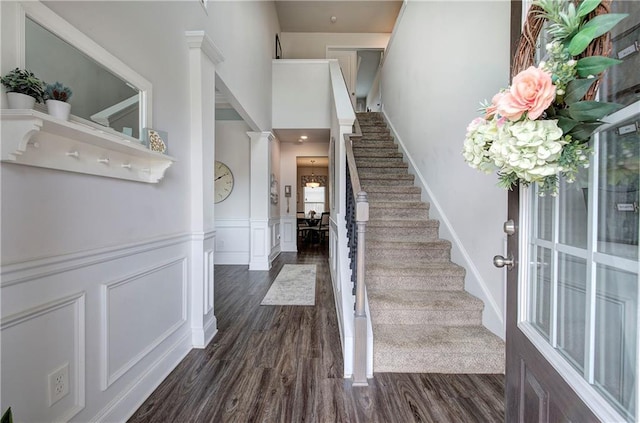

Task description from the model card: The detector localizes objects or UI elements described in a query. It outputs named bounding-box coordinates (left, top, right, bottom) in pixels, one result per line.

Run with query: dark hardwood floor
left=128, top=241, right=505, bottom=422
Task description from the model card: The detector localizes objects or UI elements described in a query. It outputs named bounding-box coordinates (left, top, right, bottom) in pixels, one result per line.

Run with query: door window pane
left=537, top=193, right=554, bottom=241
left=594, top=265, right=638, bottom=420
left=596, top=115, right=639, bottom=261
left=556, top=253, right=587, bottom=372
left=559, top=172, right=589, bottom=249
left=530, top=247, right=552, bottom=339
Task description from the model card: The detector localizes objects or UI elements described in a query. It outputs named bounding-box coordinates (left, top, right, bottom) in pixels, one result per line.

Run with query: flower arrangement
left=463, top=0, right=628, bottom=195
left=44, top=81, right=73, bottom=103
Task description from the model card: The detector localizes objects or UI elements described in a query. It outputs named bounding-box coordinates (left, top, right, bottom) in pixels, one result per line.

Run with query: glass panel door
left=523, top=105, right=639, bottom=421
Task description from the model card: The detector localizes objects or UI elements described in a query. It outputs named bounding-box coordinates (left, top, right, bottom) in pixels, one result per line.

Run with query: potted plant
left=0, top=68, right=45, bottom=109
left=44, top=81, right=73, bottom=120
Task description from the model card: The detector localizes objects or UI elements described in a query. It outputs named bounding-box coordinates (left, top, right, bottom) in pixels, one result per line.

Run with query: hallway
left=128, top=246, right=505, bottom=422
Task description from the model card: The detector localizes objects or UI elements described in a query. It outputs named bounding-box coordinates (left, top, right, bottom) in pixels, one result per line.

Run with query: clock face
left=214, top=161, right=234, bottom=203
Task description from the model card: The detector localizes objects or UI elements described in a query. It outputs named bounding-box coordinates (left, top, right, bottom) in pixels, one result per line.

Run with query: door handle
left=493, top=254, right=514, bottom=270
left=503, top=219, right=516, bottom=235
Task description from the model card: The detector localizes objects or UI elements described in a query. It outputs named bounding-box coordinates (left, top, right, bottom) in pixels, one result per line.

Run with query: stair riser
left=367, top=192, right=422, bottom=202
left=366, top=247, right=451, bottom=262
left=352, top=141, right=397, bottom=148
left=370, top=309, right=483, bottom=326
left=356, top=167, right=409, bottom=175
left=366, top=276, right=464, bottom=291
left=367, top=226, right=438, bottom=241
left=369, top=208, right=429, bottom=219
left=355, top=159, right=406, bottom=167
left=359, top=133, right=395, bottom=141
left=373, top=352, right=505, bottom=374
left=362, top=180, right=415, bottom=188
left=360, top=128, right=390, bottom=135
left=352, top=152, right=403, bottom=159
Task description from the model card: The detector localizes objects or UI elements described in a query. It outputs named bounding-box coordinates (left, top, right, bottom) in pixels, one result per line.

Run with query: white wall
left=380, top=1, right=510, bottom=338
left=1, top=1, right=280, bottom=421
left=215, top=121, right=251, bottom=264
left=272, top=60, right=331, bottom=129
left=280, top=32, right=390, bottom=59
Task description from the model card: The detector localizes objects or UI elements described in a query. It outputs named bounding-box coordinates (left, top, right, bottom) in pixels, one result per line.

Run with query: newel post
left=352, top=190, right=369, bottom=386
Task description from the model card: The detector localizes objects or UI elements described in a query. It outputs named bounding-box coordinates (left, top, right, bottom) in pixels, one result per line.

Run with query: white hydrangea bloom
left=462, top=117, right=498, bottom=173
left=488, top=119, right=566, bottom=183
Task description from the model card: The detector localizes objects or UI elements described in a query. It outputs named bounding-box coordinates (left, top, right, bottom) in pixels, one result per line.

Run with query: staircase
left=353, top=112, right=504, bottom=374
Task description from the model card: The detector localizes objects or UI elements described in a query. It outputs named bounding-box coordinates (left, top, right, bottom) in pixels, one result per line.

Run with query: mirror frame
left=14, top=1, right=152, bottom=136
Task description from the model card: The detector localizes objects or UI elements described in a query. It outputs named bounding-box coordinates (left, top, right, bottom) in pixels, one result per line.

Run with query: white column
left=248, top=131, right=273, bottom=271
left=186, top=31, right=224, bottom=348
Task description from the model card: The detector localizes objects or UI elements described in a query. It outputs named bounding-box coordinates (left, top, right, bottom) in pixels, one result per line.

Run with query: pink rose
left=497, top=66, right=556, bottom=121
left=485, top=92, right=505, bottom=119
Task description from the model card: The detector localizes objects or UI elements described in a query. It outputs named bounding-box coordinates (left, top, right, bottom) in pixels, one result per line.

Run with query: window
left=303, top=187, right=325, bottom=217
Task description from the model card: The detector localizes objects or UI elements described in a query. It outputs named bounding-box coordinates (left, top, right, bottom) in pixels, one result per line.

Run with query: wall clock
left=214, top=161, right=234, bottom=203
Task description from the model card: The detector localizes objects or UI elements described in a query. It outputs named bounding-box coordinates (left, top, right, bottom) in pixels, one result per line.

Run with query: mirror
left=18, top=2, right=152, bottom=141
left=25, top=18, right=140, bottom=138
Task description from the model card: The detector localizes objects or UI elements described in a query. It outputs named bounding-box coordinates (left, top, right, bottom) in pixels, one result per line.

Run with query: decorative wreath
left=512, top=0, right=612, bottom=97
left=462, top=0, right=628, bottom=195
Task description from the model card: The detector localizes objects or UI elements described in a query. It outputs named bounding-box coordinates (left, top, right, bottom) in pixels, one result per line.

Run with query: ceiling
left=275, top=1, right=402, bottom=33
left=273, top=128, right=330, bottom=144
left=297, top=156, right=329, bottom=167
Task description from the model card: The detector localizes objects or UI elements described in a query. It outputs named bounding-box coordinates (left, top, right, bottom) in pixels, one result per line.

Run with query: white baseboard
left=93, top=331, right=192, bottom=423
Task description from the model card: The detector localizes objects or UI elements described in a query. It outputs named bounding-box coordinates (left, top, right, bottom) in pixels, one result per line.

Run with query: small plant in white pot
left=0, top=68, right=45, bottom=109
left=44, top=81, right=72, bottom=120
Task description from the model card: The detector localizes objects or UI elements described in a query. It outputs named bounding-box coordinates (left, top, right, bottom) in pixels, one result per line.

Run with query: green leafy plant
left=44, top=81, right=73, bottom=103
left=1, top=407, right=13, bottom=423
left=0, top=68, right=45, bottom=103
left=463, top=0, right=628, bottom=195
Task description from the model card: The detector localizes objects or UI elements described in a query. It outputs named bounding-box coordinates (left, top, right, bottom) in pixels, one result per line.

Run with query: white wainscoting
left=100, top=257, right=187, bottom=390
left=1, top=292, right=86, bottom=423
left=0, top=233, right=194, bottom=423
left=269, top=217, right=281, bottom=263
left=215, top=219, right=250, bottom=265
left=249, top=219, right=270, bottom=270
left=280, top=215, right=297, bottom=252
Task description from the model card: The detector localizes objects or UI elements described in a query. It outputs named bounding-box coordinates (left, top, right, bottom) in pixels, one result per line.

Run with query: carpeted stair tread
left=353, top=141, right=397, bottom=149
left=368, top=290, right=484, bottom=311
left=367, top=261, right=465, bottom=276
left=360, top=127, right=390, bottom=134
left=368, top=219, right=437, bottom=228
left=360, top=173, right=414, bottom=181
left=373, top=325, right=505, bottom=374
left=355, top=158, right=407, bottom=167
left=368, top=290, right=484, bottom=326
left=369, top=201, right=430, bottom=210
left=352, top=150, right=403, bottom=159
left=367, top=239, right=451, bottom=249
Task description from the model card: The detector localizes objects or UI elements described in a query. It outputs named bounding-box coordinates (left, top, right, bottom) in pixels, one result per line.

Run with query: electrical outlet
left=48, top=362, right=70, bottom=406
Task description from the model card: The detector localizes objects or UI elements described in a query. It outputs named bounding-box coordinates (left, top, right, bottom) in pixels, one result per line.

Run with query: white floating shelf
left=1, top=109, right=175, bottom=183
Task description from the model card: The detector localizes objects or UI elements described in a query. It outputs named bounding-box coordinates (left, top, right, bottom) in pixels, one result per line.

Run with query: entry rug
left=260, top=264, right=316, bottom=306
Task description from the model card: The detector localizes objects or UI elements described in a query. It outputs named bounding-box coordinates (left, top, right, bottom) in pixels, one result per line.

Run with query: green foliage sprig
left=536, top=0, right=628, bottom=144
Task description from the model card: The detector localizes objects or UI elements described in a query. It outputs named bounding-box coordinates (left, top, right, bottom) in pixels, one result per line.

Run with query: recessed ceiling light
left=300, top=135, right=308, bottom=140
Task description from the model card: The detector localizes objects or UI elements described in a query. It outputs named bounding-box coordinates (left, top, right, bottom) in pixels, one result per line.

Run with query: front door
left=504, top=94, right=640, bottom=423
left=503, top=2, right=639, bottom=420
